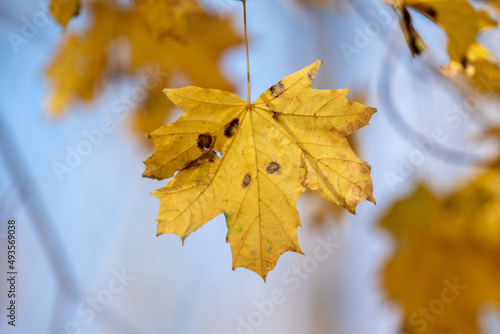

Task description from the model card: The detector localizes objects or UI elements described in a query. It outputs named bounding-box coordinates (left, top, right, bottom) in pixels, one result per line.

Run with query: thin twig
left=378, top=39, right=493, bottom=166
left=242, top=0, right=251, bottom=104
left=0, top=112, right=142, bottom=333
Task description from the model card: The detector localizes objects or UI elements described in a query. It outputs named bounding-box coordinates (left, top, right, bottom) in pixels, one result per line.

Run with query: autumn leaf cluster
left=374, top=1, right=500, bottom=332
left=386, top=0, right=500, bottom=94
left=46, top=0, right=240, bottom=137
left=381, top=169, right=500, bottom=334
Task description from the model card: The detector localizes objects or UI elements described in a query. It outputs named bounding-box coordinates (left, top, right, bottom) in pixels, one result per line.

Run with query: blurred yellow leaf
left=387, top=0, right=500, bottom=98
left=133, top=87, right=175, bottom=137
left=387, top=0, right=497, bottom=61
left=486, top=0, right=500, bottom=13
left=443, top=42, right=500, bottom=96
left=46, top=0, right=240, bottom=138
left=134, top=0, right=201, bottom=40
left=49, top=0, right=81, bottom=27
left=380, top=173, right=500, bottom=334
left=303, top=193, right=346, bottom=228
left=481, top=125, right=500, bottom=140
left=143, top=61, right=376, bottom=279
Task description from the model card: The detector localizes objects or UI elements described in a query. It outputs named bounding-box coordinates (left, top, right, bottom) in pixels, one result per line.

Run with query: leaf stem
left=242, top=0, right=251, bottom=104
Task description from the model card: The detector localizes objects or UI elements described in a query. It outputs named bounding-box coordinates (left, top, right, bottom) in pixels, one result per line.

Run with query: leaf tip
left=155, top=220, right=163, bottom=237
left=143, top=171, right=156, bottom=179
left=306, top=60, right=324, bottom=83
left=260, top=273, right=268, bottom=283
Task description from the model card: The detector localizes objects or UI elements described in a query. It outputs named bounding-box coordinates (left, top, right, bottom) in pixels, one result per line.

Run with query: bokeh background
left=1, top=0, right=500, bottom=333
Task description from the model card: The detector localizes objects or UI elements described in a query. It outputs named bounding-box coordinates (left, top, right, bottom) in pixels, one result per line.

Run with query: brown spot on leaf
left=308, top=68, right=318, bottom=81
left=209, top=150, right=219, bottom=162
left=224, top=118, right=240, bottom=138
left=197, top=133, right=213, bottom=150
left=182, top=150, right=217, bottom=170
left=272, top=111, right=279, bottom=121
left=242, top=172, right=252, bottom=188
left=270, top=81, right=285, bottom=97
left=266, top=162, right=281, bottom=174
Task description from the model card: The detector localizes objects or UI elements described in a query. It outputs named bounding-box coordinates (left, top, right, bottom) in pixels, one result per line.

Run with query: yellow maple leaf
left=49, top=0, right=81, bottom=27
left=143, top=61, right=376, bottom=279
left=134, top=0, right=201, bottom=40
left=380, top=174, right=500, bottom=333
left=387, top=0, right=497, bottom=61
left=46, top=0, right=240, bottom=138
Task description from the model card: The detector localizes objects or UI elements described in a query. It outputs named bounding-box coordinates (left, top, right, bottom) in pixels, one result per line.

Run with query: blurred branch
left=0, top=6, right=19, bottom=27
left=0, top=180, right=19, bottom=217
left=0, top=111, right=82, bottom=299
left=378, top=40, right=494, bottom=166
left=0, top=111, right=142, bottom=333
left=409, top=46, right=499, bottom=131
